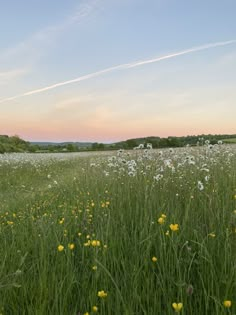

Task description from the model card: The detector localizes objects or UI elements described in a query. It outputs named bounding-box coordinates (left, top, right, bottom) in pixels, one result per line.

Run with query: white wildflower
left=197, top=181, right=204, bottom=191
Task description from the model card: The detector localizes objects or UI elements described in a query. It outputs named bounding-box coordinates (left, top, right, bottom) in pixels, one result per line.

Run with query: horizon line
left=18, top=131, right=236, bottom=143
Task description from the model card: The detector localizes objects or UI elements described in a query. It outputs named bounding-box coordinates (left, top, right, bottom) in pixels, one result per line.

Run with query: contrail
left=1, top=39, right=235, bottom=104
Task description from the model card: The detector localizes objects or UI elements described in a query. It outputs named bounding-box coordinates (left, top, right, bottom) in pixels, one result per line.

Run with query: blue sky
left=0, top=0, right=236, bottom=141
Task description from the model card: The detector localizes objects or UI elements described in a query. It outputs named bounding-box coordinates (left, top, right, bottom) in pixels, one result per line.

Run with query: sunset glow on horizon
left=1, top=0, right=236, bottom=142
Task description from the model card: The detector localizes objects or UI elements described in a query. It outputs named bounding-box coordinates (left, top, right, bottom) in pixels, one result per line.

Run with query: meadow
left=0, top=144, right=235, bottom=315
left=223, top=138, right=236, bottom=144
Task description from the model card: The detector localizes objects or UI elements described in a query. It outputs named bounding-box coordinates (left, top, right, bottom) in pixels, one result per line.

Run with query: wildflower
left=103, top=244, right=108, bottom=249
left=78, top=232, right=82, bottom=236
left=68, top=243, right=75, bottom=250
left=97, top=290, right=108, bottom=298
left=208, top=233, right=216, bottom=238
left=205, top=176, right=210, bottom=182
left=57, top=245, right=64, bottom=252
left=172, top=302, right=183, bottom=312
left=223, top=300, right=232, bottom=308
left=165, top=230, right=170, bottom=236
left=170, top=224, right=179, bottom=232
left=84, top=241, right=91, bottom=247
left=154, top=174, right=163, bottom=181
left=84, top=312, right=89, bottom=315
left=152, top=256, right=157, bottom=262
left=161, top=214, right=166, bottom=218
left=92, top=265, right=97, bottom=271
left=91, top=240, right=101, bottom=247
left=158, top=217, right=165, bottom=224
left=197, top=181, right=204, bottom=191
left=92, top=306, right=98, bottom=312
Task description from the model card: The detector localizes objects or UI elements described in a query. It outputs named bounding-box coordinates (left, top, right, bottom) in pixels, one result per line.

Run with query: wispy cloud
left=1, top=39, right=235, bottom=104
left=0, top=68, right=29, bottom=85
left=0, top=0, right=101, bottom=63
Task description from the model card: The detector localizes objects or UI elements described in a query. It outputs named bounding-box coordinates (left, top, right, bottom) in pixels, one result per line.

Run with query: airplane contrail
left=0, top=39, right=235, bottom=104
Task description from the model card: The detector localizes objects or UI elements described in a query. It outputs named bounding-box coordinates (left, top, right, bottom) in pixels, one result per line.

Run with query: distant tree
left=126, top=139, right=138, bottom=149
left=0, top=143, right=5, bottom=153
left=66, top=144, right=78, bottom=152
left=167, top=137, right=181, bottom=147
left=92, top=143, right=99, bottom=150
left=98, top=143, right=105, bottom=150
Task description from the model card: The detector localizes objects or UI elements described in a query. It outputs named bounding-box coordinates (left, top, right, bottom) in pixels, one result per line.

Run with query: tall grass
left=0, top=146, right=235, bottom=314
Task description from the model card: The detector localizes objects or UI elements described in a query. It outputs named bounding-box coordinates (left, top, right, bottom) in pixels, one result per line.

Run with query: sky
left=0, top=0, right=236, bottom=142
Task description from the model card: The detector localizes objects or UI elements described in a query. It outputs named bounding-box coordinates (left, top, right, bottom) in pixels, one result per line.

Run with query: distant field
left=0, top=145, right=235, bottom=314
left=222, top=138, right=236, bottom=143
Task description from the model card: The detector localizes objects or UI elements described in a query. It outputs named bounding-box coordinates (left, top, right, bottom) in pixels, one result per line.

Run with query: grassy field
left=222, top=138, right=236, bottom=144
left=0, top=145, right=235, bottom=315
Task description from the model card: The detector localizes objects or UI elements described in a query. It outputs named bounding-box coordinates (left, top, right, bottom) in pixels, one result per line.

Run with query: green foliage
left=222, top=138, right=236, bottom=144
left=0, top=135, right=32, bottom=153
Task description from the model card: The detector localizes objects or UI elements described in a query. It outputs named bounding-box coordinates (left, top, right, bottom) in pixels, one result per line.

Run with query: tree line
left=0, top=134, right=236, bottom=153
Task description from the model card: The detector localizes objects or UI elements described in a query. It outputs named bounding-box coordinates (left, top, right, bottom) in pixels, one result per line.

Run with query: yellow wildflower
left=97, top=290, right=108, bottom=298
left=172, top=302, right=183, bottom=312
left=152, top=256, right=157, bottom=262
left=158, top=217, right=165, bottom=224
left=91, top=240, right=101, bottom=247
left=84, top=240, right=91, bottom=247
left=223, top=300, right=232, bottom=308
left=170, top=224, right=179, bottom=232
left=68, top=243, right=75, bottom=250
left=57, top=245, right=64, bottom=252
left=161, top=214, right=166, bottom=218
left=84, top=312, right=89, bottom=315
left=92, top=306, right=98, bottom=312
left=208, top=233, right=216, bottom=238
